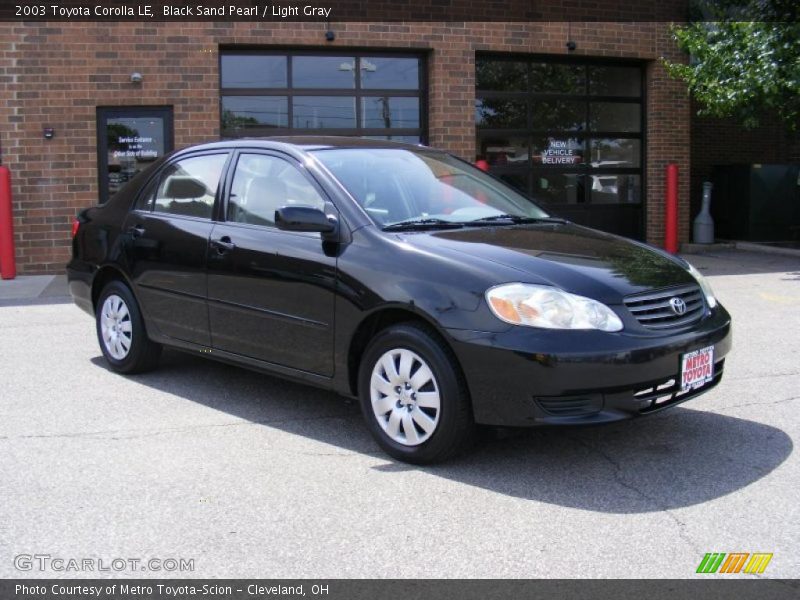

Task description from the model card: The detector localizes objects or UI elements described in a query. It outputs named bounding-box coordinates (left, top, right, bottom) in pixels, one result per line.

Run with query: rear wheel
left=96, top=280, right=161, bottom=374
left=358, top=322, right=475, bottom=464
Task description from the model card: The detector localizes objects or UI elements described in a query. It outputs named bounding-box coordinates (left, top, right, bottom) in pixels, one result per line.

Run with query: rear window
left=151, top=154, right=228, bottom=219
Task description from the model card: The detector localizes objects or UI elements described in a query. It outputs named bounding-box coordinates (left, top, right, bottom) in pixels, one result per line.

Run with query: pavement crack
left=0, top=429, right=120, bottom=441
left=722, top=395, right=800, bottom=411
left=724, top=371, right=800, bottom=381
left=0, top=413, right=358, bottom=442
left=568, top=434, right=702, bottom=555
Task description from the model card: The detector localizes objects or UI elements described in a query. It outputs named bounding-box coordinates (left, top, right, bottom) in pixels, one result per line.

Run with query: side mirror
left=275, top=206, right=337, bottom=234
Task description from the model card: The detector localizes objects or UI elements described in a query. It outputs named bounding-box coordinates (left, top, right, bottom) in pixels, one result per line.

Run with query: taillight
left=71, top=218, right=80, bottom=238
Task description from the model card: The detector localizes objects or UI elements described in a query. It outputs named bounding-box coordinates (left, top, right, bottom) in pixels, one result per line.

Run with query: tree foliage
left=664, top=1, right=799, bottom=129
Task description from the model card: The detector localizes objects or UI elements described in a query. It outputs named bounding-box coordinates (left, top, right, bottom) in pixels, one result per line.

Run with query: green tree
left=664, top=1, right=799, bottom=129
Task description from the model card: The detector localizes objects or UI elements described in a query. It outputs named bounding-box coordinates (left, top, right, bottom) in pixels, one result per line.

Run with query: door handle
left=126, top=225, right=145, bottom=238
left=210, top=236, right=236, bottom=253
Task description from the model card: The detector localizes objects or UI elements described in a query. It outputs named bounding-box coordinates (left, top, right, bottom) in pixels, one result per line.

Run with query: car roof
left=175, top=136, right=433, bottom=155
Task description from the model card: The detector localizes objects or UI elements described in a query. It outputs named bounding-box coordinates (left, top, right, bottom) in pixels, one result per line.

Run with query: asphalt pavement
left=0, top=249, right=798, bottom=578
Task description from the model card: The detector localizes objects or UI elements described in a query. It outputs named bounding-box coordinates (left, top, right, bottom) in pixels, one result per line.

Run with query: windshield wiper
left=467, top=214, right=569, bottom=225
left=382, top=218, right=465, bottom=231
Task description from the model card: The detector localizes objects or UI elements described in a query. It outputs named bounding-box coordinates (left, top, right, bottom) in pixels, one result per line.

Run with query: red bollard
left=0, top=165, right=16, bottom=279
left=664, top=163, right=679, bottom=254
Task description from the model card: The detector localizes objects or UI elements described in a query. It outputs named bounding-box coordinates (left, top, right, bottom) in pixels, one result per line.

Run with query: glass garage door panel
left=590, top=102, right=641, bottom=133
left=221, top=96, right=288, bottom=131
left=476, top=60, right=528, bottom=91
left=220, top=55, right=287, bottom=88
left=532, top=173, right=586, bottom=205
left=590, top=174, right=642, bottom=204
left=477, top=135, right=530, bottom=167
left=530, top=62, right=585, bottom=94
left=590, top=138, right=641, bottom=169
left=589, top=65, right=642, bottom=97
left=361, top=57, right=420, bottom=90
left=475, top=99, right=527, bottom=129
left=293, top=97, right=356, bottom=129
left=362, top=97, right=420, bottom=128
left=476, top=55, right=644, bottom=239
left=293, top=56, right=356, bottom=89
left=221, top=52, right=426, bottom=141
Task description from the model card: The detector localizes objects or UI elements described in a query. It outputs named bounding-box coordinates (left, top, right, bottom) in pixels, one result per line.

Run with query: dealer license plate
left=680, top=345, right=715, bottom=392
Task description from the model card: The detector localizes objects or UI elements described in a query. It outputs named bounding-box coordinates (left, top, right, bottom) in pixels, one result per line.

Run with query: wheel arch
left=346, top=305, right=467, bottom=399
left=91, top=264, right=138, bottom=313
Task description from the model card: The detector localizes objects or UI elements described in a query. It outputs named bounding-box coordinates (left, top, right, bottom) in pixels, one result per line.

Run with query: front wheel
left=358, top=322, right=475, bottom=464
left=96, top=280, right=161, bottom=374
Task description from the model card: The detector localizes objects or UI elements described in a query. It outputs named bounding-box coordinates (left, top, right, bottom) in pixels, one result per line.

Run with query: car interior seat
left=241, top=176, right=288, bottom=226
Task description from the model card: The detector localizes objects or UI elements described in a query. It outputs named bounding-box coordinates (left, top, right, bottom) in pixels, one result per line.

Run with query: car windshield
left=310, top=148, right=549, bottom=228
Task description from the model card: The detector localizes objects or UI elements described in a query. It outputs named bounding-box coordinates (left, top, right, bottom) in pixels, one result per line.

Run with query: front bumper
left=446, top=305, right=732, bottom=427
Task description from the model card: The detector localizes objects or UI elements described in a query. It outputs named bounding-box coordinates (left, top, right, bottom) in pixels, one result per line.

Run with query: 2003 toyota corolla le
left=68, top=138, right=731, bottom=463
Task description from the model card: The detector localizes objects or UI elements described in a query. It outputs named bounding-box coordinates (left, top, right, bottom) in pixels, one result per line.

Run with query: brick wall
left=2, top=20, right=692, bottom=274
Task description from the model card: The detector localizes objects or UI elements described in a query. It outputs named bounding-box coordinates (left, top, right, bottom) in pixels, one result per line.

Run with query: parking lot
left=1, top=248, right=798, bottom=578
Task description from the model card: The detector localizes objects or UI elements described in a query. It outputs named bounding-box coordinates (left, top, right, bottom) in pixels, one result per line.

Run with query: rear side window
left=227, top=153, right=326, bottom=227
left=152, top=154, right=228, bottom=219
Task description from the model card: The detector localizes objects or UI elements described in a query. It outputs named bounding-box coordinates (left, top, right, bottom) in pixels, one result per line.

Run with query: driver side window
left=228, top=154, right=326, bottom=226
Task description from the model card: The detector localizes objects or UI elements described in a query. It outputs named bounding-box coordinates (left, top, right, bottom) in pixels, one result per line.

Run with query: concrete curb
left=0, top=274, right=70, bottom=306
left=734, top=241, right=800, bottom=259
left=680, top=241, right=800, bottom=259
left=679, top=242, right=736, bottom=254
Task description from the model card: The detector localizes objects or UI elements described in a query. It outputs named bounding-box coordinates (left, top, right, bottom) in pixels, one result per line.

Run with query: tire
left=358, top=322, right=475, bottom=464
left=95, top=280, right=162, bottom=374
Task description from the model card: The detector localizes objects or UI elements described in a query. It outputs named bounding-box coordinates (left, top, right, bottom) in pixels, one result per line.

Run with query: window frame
left=219, top=49, right=428, bottom=143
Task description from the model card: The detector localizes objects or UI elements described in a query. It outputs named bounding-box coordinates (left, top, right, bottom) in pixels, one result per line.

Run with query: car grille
left=623, top=284, right=705, bottom=330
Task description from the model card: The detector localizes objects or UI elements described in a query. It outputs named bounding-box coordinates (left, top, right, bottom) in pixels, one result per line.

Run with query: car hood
left=402, top=222, right=696, bottom=302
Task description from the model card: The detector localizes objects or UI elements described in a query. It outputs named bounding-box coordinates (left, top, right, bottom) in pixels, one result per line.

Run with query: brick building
left=0, top=14, right=796, bottom=274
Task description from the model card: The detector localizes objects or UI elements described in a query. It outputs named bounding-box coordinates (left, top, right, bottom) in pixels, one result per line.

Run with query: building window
left=476, top=55, right=644, bottom=233
left=220, top=51, right=426, bottom=143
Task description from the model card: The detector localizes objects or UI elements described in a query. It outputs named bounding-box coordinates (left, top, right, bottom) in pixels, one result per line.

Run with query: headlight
left=686, top=262, right=717, bottom=308
left=486, top=283, right=623, bottom=332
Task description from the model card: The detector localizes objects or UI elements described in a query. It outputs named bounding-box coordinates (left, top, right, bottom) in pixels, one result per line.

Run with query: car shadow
left=90, top=349, right=792, bottom=515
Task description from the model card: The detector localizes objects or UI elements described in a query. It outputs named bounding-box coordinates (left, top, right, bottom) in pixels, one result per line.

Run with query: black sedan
left=68, top=138, right=731, bottom=463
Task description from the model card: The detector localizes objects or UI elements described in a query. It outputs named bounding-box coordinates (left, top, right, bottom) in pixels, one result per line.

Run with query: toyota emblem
left=669, top=297, right=687, bottom=315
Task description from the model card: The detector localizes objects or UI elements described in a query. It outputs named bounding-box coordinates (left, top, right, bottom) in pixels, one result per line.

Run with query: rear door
left=206, top=151, right=337, bottom=376
left=123, top=152, right=230, bottom=346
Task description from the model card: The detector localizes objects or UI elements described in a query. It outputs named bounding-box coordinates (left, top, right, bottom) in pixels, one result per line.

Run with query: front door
left=206, top=151, right=337, bottom=376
